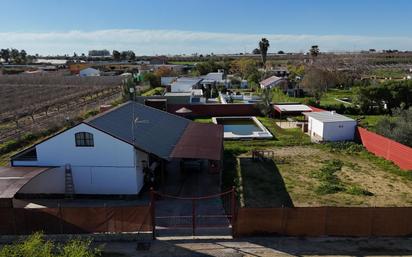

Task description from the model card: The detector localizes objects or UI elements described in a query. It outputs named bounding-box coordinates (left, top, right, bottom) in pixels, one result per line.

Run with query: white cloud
left=0, top=29, right=411, bottom=55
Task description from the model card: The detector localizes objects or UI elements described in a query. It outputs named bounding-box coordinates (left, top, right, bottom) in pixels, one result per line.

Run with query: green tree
left=258, top=88, right=274, bottom=117
left=0, top=48, right=10, bottom=63
left=301, top=67, right=337, bottom=101
left=10, top=48, right=20, bottom=63
left=376, top=107, right=412, bottom=147
left=112, top=50, right=121, bottom=61
left=143, top=72, right=160, bottom=87
left=122, top=77, right=136, bottom=101
left=252, top=48, right=261, bottom=54
left=19, top=50, right=27, bottom=64
left=259, top=38, right=270, bottom=65
left=309, top=45, right=320, bottom=58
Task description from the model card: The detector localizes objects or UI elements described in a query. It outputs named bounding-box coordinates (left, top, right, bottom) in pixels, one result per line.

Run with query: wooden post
left=150, top=188, right=156, bottom=239
left=192, top=199, right=196, bottom=237
left=58, top=202, right=63, bottom=234
left=231, top=186, right=237, bottom=238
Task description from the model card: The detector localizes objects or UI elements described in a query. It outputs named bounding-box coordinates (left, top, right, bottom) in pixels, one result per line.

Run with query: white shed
left=79, top=67, right=100, bottom=77
left=303, top=111, right=357, bottom=142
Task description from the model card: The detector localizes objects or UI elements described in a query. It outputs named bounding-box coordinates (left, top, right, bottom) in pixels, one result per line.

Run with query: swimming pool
left=212, top=116, right=273, bottom=139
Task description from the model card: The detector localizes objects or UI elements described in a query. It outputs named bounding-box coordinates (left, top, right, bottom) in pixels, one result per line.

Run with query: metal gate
left=150, top=188, right=236, bottom=238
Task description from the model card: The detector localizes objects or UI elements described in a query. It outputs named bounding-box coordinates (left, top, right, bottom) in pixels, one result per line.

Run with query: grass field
left=168, top=61, right=199, bottom=65
left=271, top=88, right=354, bottom=107
left=348, top=114, right=387, bottom=131
left=216, top=117, right=412, bottom=207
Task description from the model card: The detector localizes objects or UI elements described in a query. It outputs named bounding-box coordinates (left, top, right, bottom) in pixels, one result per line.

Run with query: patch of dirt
left=241, top=145, right=412, bottom=207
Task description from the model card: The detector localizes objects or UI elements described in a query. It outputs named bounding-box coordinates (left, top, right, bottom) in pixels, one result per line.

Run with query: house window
left=75, top=132, right=94, bottom=147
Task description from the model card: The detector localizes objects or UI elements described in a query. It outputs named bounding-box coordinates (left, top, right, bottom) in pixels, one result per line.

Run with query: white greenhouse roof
left=303, top=111, right=355, bottom=123
left=274, top=104, right=312, bottom=112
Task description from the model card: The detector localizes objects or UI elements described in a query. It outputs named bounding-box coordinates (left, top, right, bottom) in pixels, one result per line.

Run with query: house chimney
left=331, top=111, right=336, bottom=115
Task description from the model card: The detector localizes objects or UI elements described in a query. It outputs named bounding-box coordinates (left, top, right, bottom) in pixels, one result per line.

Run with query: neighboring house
left=164, top=89, right=206, bottom=104
left=303, top=111, right=357, bottom=142
left=11, top=102, right=223, bottom=196
left=259, top=75, right=286, bottom=89
left=170, top=77, right=203, bottom=92
left=161, top=76, right=177, bottom=86
left=79, top=67, right=100, bottom=77
left=203, top=71, right=225, bottom=82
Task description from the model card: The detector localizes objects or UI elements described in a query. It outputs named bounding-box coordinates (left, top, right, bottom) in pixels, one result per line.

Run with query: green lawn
left=370, top=68, right=407, bottom=78
left=348, top=114, right=387, bottom=131
left=271, top=88, right=354, bottom=107
left=141, top=87, right=164, bottom=96
left=168, top=61, right=199, bottom=65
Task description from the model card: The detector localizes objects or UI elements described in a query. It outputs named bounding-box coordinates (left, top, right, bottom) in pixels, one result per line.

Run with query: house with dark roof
left=10, top=102, right=223, bottom=197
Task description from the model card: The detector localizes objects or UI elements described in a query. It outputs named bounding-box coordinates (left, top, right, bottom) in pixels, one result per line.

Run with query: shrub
left=0, top=232, right=101, bottom=257
left=312, top=159, right=345, bottom=195
left=346, top=185, right=374, bottom=196
left=325, top=141, right=364, bottom=154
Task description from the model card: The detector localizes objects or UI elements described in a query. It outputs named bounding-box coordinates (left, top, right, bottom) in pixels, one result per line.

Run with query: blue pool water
left=216, top=118, right=262, bottom=135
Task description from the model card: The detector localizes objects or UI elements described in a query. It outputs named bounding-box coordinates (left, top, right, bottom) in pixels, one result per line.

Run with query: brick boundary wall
left=235, top=207, right=412, bottom=237
left=356, top=127, right=412, bottom=171
left=0, top=206, right=151, bottom=235
left=167, top=104, right=261, bottom=117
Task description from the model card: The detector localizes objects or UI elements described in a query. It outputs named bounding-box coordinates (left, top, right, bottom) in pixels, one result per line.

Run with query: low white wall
left=323, top=121, right=357, bottom=141
left=19, top=166, right=143, bottom=195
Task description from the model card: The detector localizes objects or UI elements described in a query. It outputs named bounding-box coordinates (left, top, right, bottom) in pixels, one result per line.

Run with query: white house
left=11, top=102, right=191, bottom=196
left=79, top=67, right=100, bottom=77
left=170, top=77, right=202, bottom=92
left=303, top=111, right=357, bottom=142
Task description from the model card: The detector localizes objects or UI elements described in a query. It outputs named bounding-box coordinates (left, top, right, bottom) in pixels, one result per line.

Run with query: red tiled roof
left=170, top=122, right=223, bottom=161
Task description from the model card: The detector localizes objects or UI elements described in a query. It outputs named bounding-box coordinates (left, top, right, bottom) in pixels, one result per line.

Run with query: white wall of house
left=308, top=117, right=356, bottom=141
left=13, top=123, right=148, bottom=195
left=322, top=121, right=356, bottom=141
left=308, top=117, right=324, bottom=139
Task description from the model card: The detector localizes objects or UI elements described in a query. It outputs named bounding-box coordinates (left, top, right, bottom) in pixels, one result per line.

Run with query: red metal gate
left=150, top=188, right=236, bottom=238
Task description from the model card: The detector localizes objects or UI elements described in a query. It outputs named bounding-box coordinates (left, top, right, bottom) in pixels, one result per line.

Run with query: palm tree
left=259, top=38, right=270, bottom=65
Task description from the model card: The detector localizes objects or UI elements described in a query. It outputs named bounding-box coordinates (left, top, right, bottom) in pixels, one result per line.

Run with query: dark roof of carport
left=0, top=166, right=51, bottom=208
left=170, top=122, right=224, bottom=161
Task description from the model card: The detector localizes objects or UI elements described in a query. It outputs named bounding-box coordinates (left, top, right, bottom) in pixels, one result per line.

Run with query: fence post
left=104, top=203, right=109, bottom=233
left=58, top=202, right=63, bottom=234
left=231, top=186, right=237, bottom=238
left=12, top=208, right=17, bottom=235
left=192, top=199, right=196, bottom=237
left=323, top=207, right=328, bottom=236
left=150, top=188, right=156, bottom=239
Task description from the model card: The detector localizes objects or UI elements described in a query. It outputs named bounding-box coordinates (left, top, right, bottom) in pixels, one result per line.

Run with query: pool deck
left=212, top=116, right=273, bottom=140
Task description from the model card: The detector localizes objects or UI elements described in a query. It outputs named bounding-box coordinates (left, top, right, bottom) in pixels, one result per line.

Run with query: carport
left=170, top=122, right=224, bottom=173
left=0, top=166, right=51, bottom=208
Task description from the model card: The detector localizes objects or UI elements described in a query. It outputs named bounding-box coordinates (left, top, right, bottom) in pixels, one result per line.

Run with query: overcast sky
left=1, top=0, right=411, bottom=55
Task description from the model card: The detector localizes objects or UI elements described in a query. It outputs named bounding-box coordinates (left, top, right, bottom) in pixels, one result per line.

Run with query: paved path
left=102, top=237, right=412, bottom=256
